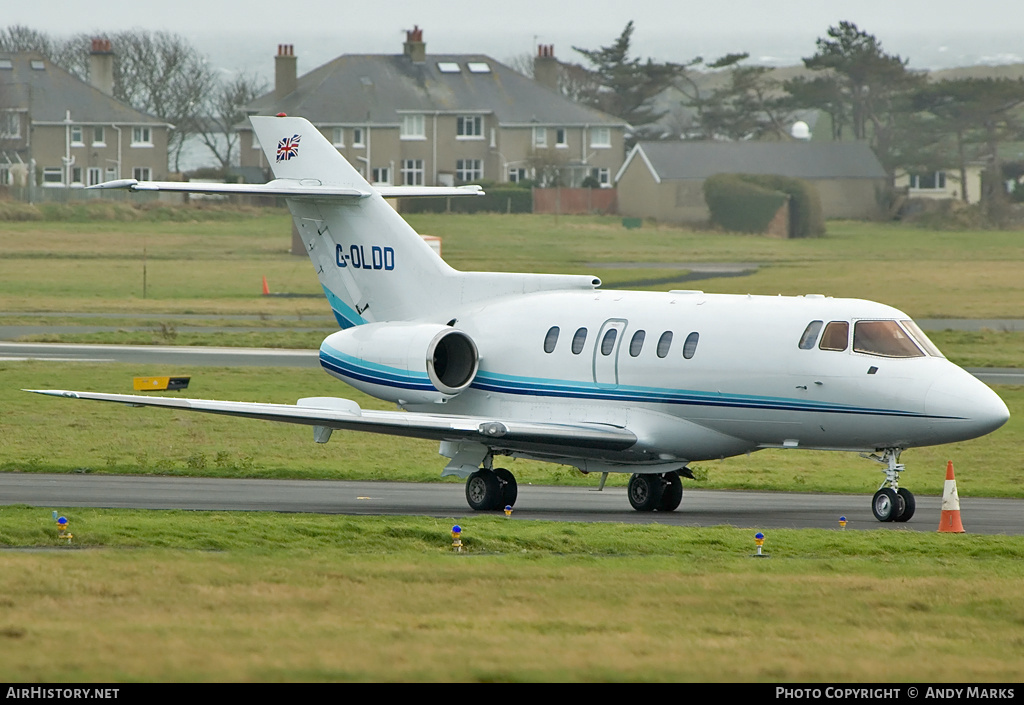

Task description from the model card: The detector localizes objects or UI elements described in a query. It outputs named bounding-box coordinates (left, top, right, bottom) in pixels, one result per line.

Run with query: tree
left=784, top=22, right=923, bottom=174
left=572, top=21, right=688, bottom=127
left=193, top=72, right=268, bottom=171
left=911, top=77, right=1024, bottom=205
left=680, top=54, right=796, bottom=141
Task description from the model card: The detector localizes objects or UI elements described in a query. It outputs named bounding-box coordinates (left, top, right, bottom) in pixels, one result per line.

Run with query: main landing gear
left=866, top=448, right=916, bottom=523
left=627, top=471, right=683, bottom=512
left=465, top=467, right=518, bottom=511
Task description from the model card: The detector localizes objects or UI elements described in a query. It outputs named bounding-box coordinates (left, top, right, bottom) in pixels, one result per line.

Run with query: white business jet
left=30, top=115, right=1009, bottom=522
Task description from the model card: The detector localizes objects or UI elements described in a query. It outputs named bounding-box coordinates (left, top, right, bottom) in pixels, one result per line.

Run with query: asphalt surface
left=2, top=473, right=1020, bottom=534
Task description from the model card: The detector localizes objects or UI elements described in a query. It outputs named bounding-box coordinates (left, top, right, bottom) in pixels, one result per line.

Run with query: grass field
left=3, top=211, right=1024, bottom=318
left=2, top=508, right=1024, bottom=682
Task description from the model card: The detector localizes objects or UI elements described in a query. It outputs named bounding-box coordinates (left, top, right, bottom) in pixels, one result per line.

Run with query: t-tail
left=250, top=115, right=601, bottom=327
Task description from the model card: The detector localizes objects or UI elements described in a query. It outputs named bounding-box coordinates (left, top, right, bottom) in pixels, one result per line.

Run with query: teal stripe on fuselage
left=470, top=370, right=952, bottom=420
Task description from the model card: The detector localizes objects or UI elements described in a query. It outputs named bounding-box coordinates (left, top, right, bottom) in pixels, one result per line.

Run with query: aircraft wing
left=89, top=179, right=483, bottom=199
left=25, top=390, right=637, bottom=452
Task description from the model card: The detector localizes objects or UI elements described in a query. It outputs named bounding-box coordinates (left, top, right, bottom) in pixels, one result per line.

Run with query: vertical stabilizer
left=250, top=115, right=455, bottom=326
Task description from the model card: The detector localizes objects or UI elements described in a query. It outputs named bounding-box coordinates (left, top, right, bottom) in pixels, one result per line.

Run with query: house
left=894, top=166, right=984, bottom=204
left=0, top=40, right=171, bottom=192
left=616, top=141, right=888, bottom=223
left=239, top=29, right=627, bottom=188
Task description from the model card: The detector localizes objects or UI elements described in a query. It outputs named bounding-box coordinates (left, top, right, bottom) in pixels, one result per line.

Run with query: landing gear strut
left=865, top=448, right=915, bottom=523
left=465, top=467, right=517, bottom=511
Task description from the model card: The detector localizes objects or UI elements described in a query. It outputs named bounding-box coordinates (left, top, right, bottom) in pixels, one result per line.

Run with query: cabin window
left=853, top=320, right=925, bottom=358
left=798, top=321, right=823, bottom=350
left=571, top=327, right=587, bottom=354
left=543, top=326, right=559, bottom=353
left=600, top=328, right=617, bottom=356
left=682, top=332, right=699, bottom=359
left=819, top=321, right=849, bottom=351
left=656, top=331, right=673, bottom=358
left=628, top=330, right=646, bottom=357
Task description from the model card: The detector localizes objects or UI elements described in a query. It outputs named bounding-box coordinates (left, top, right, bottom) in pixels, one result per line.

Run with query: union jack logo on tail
left=276, top=134, right=301, bottom=162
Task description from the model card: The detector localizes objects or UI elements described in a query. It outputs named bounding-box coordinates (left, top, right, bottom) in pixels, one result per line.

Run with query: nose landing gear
left=865, top=448, right=915, bottom=522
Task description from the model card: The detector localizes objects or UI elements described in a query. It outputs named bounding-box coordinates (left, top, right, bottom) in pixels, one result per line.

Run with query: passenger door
left=593, top=319, right=627, bottom=387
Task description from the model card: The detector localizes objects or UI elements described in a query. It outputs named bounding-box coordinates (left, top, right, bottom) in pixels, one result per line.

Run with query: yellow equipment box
left=133, top=376, right=191, bottom=391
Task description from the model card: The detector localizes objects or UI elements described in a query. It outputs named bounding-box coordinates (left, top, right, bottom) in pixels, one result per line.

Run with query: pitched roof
left=0, top=52, right=166, bottom=125
left=625, top=141, right=887, bottom=182
left=246, top=53, right=625, bottom=127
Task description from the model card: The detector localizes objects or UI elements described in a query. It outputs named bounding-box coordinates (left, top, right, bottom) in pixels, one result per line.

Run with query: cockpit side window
left=901, top=320, right=945, bottom=358
left=853, top=320, right=924, bottom=358
left=819, top=321, right=849, bottom=351
left=799, top=321, right=823, bottom=350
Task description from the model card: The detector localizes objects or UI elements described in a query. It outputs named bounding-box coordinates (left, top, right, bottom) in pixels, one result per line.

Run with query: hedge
left=398, top=188, right=532, bottom=214
left=703, top=173, right=825, bottom=237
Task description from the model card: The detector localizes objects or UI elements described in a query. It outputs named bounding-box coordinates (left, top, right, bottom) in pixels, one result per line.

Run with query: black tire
left=872, top=488, right=900, bottom=522
left=494, top=468, right=518, bottom=509
left=895, top=488, right=916, bottom=522
left=466, top=469, right=500, bottom=511
left=658, top=471, right=683, bottom=512
left=628, top=473, right=664, bottom=512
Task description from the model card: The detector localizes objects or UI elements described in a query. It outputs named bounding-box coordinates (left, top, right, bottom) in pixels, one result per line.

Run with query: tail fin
left=251, top=115, right=600, bottom=327
left=252, top=115, right=454, bottom=327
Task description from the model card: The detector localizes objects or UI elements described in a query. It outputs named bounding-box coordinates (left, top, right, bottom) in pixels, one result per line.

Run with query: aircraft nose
left=926, top=368, right=1010, bottom=441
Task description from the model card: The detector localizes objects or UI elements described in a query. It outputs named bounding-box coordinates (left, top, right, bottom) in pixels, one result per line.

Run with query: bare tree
left=195, top=71, right=268, bottom=171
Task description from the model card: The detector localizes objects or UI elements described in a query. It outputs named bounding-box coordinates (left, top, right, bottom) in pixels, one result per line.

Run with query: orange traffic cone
left=938, top=461, right=965, bottom=533
left=261, top=276, right=270, bottom=296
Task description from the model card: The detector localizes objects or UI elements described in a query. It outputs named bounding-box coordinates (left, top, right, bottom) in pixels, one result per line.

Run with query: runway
left=2, top=473, right=1021, bottom=535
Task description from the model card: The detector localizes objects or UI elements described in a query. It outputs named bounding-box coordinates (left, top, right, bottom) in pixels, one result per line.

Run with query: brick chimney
left=89, top=38, right=114, bottom=96
left=534, top=44, right=558, bottom=91
left=275, top=44, right=297, bottom=101
left=403, top=26, right=426, bottom=64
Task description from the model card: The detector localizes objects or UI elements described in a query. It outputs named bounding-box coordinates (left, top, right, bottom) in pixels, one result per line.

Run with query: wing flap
left=26, top=390, right=637, bottom=452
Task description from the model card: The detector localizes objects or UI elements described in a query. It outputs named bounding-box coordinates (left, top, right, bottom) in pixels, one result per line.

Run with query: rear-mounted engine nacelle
left=319, top=322, right=479, bottom=404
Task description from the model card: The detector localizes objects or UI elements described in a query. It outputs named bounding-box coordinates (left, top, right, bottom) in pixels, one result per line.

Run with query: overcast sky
left=7, top=0, right=1024, bottom=74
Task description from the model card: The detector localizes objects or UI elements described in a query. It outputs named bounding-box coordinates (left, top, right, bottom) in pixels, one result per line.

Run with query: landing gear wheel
left=628, top=474, right=664, bottom=512
left=872, top=488, right=900, bottom=522
left=494, top=468, right=518, bottom=508
left=895, top=488, right=916, bottom=522
left=466, top=469, right=500, bottom=511
left=658, top=471, right=683, bottom=512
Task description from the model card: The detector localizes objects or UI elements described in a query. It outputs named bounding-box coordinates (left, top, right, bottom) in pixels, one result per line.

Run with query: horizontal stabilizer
left=89, top=179, right=485, bottom=200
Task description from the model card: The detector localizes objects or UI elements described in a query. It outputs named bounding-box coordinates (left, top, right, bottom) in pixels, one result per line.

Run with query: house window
left=909, top=172, right=946, bottom=190
left=400, top=114, right=425, bottom=140
left=533, top=127, right=547, bottom=148
left=133, top=167, right=151, bottom=181
left=1, top=112, right=19, bottom=139
left=71, top=167, right=83, bottom=186
left=0, top=165, right=10, bottom=186
left=508, top=167, right=527, bottom=184
left=105, top=166, right=117, bottom=181
left=555, top=128, right=567, bottom=148
left=371, top=167, right=391, bottom=185
left=591, top=127, right=611, bottom=148
left=332, top=128, right=344, bottom=147
left=87, top=167, right=103, bottom=186
left=401, top=159, right=424, bottom=186
left=352, top=128, right=365, bottom=148
left=43, top=167, right=63, bottom=186
left=456, top=116, right=483, bottom=138
left=92, top=126, right=105, bottom=146
left=591, top=167, right=610, bottom=187
left=131, top=127, right=152, bottom=146
left=456, top=159, right=482, bottom=182
left=70, top=126, right=84, bottom=146
left=251, top=131, right=260, bottom=150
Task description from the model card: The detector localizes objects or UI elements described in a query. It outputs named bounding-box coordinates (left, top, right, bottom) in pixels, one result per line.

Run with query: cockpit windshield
left=852, top=320, right=942, bottom=358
